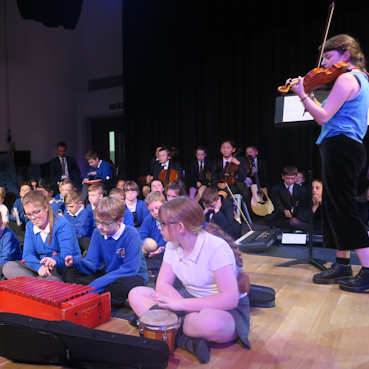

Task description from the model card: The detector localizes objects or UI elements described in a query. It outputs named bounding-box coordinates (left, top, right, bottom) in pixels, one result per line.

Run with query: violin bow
left=316, top=2, right=335, bottom=68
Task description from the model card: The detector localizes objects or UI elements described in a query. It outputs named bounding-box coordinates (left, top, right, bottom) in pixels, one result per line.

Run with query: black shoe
left=339, top=267, right=369, bottom=293
left=312, top=263, right=353, bottom=285
left=128, top=312, right=139, bottom=328
left=175, top=327, right=210, bottom=364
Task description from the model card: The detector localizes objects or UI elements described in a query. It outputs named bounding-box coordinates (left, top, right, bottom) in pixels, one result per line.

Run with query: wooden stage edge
left=1, top=253, right=368, bottom=369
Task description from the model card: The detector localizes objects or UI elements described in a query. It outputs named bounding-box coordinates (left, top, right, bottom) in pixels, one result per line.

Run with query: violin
left=277, top=61, right=350, bottom=94
left=220, top=160, right=238, bottom=186
left=158, top=168, right=179, bottom=188
left=277, top=2, right=344, bottom=95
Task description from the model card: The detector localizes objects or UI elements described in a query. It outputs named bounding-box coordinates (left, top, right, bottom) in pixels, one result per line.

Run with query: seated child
left=3, top=190, right=81, bottom=281
left=64, top=196, right=148, bottom=307
left=55, top=178, right=74, bottom=213
left=63, top=190, right=94, bottom=238
left=38, top=179, right=63, bottom=215
left=0, top=187, right=9, bottom=227
left=10, top=181, right=32, bottom=226
left=166, top=179, right=187, bottom=202
left=266, top=165, right=310, bottom=231
left=109, top=188, right=135, bottom=227
left=128, top=197, right=250, bottom=364
left=0, top=212, right=22, bottom=277
left=123, top=181, right=150, bottom=228
left=150, top=179, right=165, bottom=194
left=139, top=191, right=166, bottom=274
left=115, top=179, right=126, bottom=191
left=201, top=187, right=241, bottom=240
left=85, top=182, right=104, bottom=230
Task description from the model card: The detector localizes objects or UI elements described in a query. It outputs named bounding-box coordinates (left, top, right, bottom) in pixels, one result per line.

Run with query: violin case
left=0, top=312, right=169, bottom=369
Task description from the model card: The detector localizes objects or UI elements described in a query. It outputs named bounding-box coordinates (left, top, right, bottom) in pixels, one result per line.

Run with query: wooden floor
left=1, top=252, right=368, bottom=369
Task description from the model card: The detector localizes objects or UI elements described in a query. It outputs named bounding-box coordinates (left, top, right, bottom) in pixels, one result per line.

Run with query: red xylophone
left=0, top=277, right=111, bottom=328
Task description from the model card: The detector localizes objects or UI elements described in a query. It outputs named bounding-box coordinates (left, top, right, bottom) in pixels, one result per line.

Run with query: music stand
left=274, top=94, right=327, bottom=271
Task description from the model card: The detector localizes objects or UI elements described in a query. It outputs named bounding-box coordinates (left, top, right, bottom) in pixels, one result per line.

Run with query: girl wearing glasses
left=128, top=196, right=250, bottom=363
left=3, top=190, right=81, bottom=280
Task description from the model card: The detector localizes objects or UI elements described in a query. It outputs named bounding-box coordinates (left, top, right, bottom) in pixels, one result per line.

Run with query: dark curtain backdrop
left=122, top=0, right=369, bottom=185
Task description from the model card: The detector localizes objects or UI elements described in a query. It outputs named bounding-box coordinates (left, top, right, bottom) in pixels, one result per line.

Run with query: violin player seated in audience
left=244, top=145, right=269, bottom=189
left=128, top=197, right=250, bottom=364
left=201, top=187, right=241, bottom=240
left=3, top=190, right=81, bottom=281
left=211, top=139, right=250, bottom=205
left=265, top=165, right=310, bottom=231
left=64, top=196, right=148, bottom=307
left=139, top=191, right=167, bottom=276
left=188, top=145, right=213, bottom=201
left=153, top=146, right=182, bottom=187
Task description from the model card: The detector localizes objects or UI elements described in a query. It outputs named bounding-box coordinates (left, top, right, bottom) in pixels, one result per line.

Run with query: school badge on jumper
left=116, top=248, right=125, bottom=258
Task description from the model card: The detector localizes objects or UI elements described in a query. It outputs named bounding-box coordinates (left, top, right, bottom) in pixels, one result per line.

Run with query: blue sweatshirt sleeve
left=88, top=228, right=142, bottom=293
left=51, top=218, right=81, bottom=268
left=73, top=229, right=103, bottom=274
left=0, top=229, right=21, bottom=265
left=75, top=209, right=94, bottom=238
left=139, top=214, right=152, bottom=240
left=22, top=223, right=43, bottom=272
left=123, top=209, right=135, bottom=226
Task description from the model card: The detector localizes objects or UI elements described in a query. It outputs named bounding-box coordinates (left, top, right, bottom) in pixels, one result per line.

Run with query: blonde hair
left=123, top=180, right=139, bottom=192
left=0, top=187, right=6, bottom=201
left=95, top=196, right=125, bottom=222
left=88, top=182, right=104, bottom=194
left=145, top=191, right=166, bottom=206
left=158, top=196, right=204, bottom=235
left=64, top=190, right=82, bottom=205
left=22, top=190, right=55, bottom=245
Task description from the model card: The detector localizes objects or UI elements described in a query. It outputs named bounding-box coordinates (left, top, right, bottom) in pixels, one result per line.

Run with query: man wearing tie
left=49, top=142, right=81, bottom=190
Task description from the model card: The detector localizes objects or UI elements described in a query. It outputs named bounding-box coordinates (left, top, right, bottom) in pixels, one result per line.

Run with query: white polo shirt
left=163, top=230, right=236, bottom=298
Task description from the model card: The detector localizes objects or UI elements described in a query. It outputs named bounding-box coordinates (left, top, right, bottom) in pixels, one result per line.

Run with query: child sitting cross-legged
left=64, top=196, right=149, bottom=307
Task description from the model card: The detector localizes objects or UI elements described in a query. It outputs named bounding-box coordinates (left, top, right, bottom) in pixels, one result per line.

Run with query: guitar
left=248, top=157, right=274, bottom=216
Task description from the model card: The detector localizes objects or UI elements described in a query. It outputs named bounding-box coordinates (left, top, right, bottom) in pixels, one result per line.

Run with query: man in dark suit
left=265, top=165, right=311, bottom=231
left=49, top=142, right=81, bottom=190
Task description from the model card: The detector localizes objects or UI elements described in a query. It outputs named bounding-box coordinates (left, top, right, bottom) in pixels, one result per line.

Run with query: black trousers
left=64, top=267, right=145, bottom=307
left=319, top=135, right=369, bottom=250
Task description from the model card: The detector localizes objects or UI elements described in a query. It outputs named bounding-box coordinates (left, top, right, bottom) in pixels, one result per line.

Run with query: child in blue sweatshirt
left=109, top=188, right=134, bottom=227
left=123, top=181, right=149, bottom=228
left=139, top=191, right=166, bottom=275
left=64, top=196, right=148, bottom=307
left=10, top=181, right=32, bottom=226
left=63, top=190, right=94, bottom=238
left=0, top=212, right=22, bottom=277
left=3, top=190, right=81, bottom=281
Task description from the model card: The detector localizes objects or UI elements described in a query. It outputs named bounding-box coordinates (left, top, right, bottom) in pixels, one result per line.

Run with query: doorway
left=90, top=116, right=126, bottom=181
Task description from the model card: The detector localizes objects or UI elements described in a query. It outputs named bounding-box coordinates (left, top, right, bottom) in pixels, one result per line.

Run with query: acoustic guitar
left=248, top=158, right=274, bottom=216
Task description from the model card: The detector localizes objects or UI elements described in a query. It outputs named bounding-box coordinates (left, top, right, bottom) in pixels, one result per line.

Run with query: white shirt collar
left=33, top=223, right=50, bottom=242
left=223, top=157, right=232, bottom=166
left=67, top=205, right=84, bottom=217
left=104, top=222, right=126, bottom=240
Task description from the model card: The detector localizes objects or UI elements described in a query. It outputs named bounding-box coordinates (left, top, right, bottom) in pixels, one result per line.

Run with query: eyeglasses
left=125, top=189, right=137, bottom=193
left=25, top=209, right=43, bottom=218
left=95, top=218, right=117, bottom=227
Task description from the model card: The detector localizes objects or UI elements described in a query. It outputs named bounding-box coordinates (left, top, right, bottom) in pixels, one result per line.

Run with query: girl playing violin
left=128, top=197, right=250, bottom=363
left=288, top=34, right=369, bottom=293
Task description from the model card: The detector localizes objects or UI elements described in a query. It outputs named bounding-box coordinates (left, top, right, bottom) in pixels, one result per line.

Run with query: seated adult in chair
left=49, top=142, right=81, bottom=190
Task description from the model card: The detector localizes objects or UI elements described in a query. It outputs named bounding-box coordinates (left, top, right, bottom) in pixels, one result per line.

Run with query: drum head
left=140, top=310, right=178, bottom=326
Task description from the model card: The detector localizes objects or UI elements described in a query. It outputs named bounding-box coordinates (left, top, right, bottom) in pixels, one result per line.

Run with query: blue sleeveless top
left=316, top=70, right=369, bottom=145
